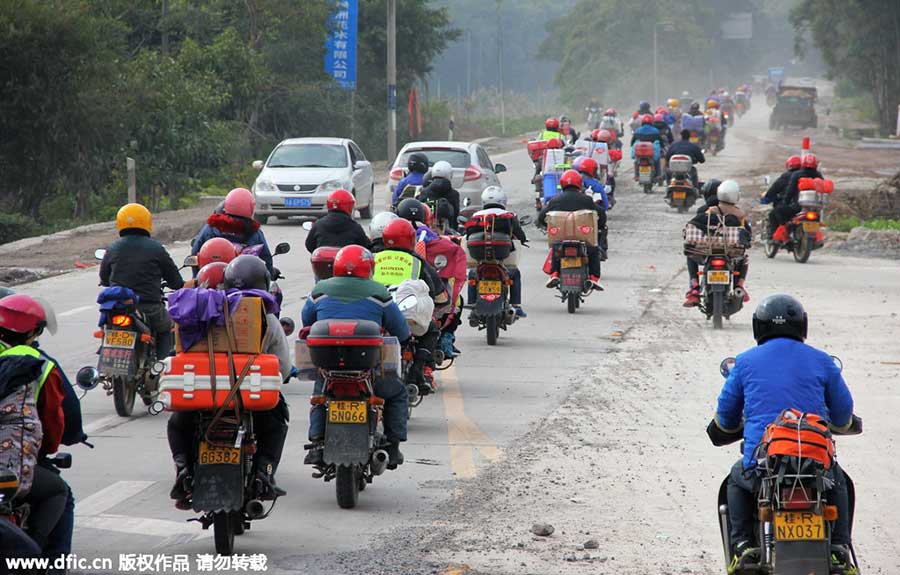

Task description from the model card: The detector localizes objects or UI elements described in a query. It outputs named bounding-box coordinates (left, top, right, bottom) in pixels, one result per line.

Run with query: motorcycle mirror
left=47, top=453, right=72, bottom=469
left=457, top=215, right=468, bottom=226
left=519, top=215, right=534, bottom=226
left=274, top=242, right=291, bottom=255
left=831, top=355, right=843, bottom=373
left=719, top=357, right=736, bottom=378
left=182, top=255, right=198, bottom=268
left=75, top=366, right=100, bottom=391
left=397, top=295, right=418, bottom=312
left=463, top=197, right=471, bottom=207
left=301, top=221, right=314, bottom=231
left=280, top=317, right=295, bottom=337
left=94, top=249, right=107, bottom=261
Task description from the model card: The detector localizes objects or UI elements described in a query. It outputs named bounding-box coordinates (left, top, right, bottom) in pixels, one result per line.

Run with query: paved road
left=15, top=99, right=898, bottom=574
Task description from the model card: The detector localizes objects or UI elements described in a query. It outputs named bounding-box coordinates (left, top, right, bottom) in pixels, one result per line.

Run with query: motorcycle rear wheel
left=567, top=294, right=577, bottom=314
left=336, top=465, right=360, bottom=509
left=113, top=376, right=135, bottom=417
left=213, top=511, right=234, bottom=555
left=486, top=315, right=499, bottom=346
left=642, top=183, right=653, bottom=194
left=712, top=292, right=724, bottom=330
left=793, top=232, right=811, bottom=263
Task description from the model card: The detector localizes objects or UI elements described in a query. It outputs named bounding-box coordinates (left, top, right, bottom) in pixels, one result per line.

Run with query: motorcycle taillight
left=564, top=247, right=578, bottom=257
left=479, top=266, right=502, bottom=279
left=326, top=376, right=369, bottom=398
left=111, top=314, right=133, bottom=327
left=781, top=486, right=815, bottom=510
left=709, top=258, right=727, bottom=269
left=804, top=211, right=819, bottom=221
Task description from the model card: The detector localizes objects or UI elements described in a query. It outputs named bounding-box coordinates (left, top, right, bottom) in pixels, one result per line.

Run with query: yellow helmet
left=667, top=98, right=679, bottom=108
left=706, top=99, right=719, bottom=109
left=116, top=203, right=152, bottom=233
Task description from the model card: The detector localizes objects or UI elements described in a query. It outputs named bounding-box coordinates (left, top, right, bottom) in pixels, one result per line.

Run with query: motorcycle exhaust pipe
left=733, top=287, right=746, bottom=302
left=246, top=499, right=266, bottom=519
left=370, top=449, right=389, bottom=476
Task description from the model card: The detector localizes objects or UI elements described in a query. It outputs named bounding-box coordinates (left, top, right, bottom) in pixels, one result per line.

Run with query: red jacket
left=37, top=367, right=66, bottom=456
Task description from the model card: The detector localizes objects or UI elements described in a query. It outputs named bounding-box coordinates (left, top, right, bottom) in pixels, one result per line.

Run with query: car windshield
left=267, top=144, right=347, bottom=168
left=401, top=148, right=470, bottom=169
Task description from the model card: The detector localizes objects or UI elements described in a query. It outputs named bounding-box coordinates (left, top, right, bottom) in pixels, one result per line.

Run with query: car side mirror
left=353, top=160, right=370, bottom=171
left=252, top=160, right=264, bottom=170
left=301, top=221, right=314, bottom=231
left=494, top=163, right=507, bottom=174
left=94, top=249, right=106, bottom=261
left=274, top=242, right=291, bottom=255
left=719, top=357, right=736, bottom=378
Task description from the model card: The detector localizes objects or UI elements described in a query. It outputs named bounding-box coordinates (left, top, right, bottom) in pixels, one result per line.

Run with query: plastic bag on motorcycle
left=392, top=280, right=434, bottom=337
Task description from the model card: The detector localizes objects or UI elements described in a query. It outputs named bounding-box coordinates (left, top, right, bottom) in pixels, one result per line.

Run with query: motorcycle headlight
left=255, top=179, right=278, bottom=192
left=318, top=179, right=346, bottom=193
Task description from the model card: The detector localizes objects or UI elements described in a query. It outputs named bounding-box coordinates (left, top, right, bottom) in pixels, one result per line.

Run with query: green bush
left=827, top=215, right=900, bottom=232
left=827, top=215, right=859, bottom=232
left=0, top=213, right=42, bottom=245
left=863, top=218, right=900, bottom=231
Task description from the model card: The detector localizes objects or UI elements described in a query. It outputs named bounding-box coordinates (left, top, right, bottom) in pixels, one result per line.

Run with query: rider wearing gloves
left=100, top=203, right=185, bottom=359
left=392, top=152, right=429, bottom=206
left=191, top=188, right=274, bottom=274
left=666, top=129, right=706, bottom=189
left=770, top=154, right=823, bottom=235
left=709, top=294, right=855, bottom=574
left=302, top=245, right=410, bottom=468
left=684, top=180, right=751, bottom=307
left=167, top=256, right=292, bottom=508
left=575, top=158, right=610, bottom=256
left=304, top=189, right=371, bottom=253
left=418, top=160, right=461, bottom=230
left=538, top=170, right=605, bottom=292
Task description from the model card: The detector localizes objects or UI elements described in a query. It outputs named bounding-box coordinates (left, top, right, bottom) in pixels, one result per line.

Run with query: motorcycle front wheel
left=113, top=376, right=136, bottom=417
left=336, top=465, right=360, bottom=509
left=213, top=511, right=235, bottom=555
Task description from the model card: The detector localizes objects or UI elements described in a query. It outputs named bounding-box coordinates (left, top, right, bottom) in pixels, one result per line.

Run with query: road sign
left=721, top=12, right=753, bottom=40
left=324, top=0, right=358, bottom=90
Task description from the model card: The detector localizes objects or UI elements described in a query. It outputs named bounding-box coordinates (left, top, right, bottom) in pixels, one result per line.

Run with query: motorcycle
left=633, top=141, right=657, bottom=194
left=302, top=320, right=396, bottom=509
left=665, top=155, right=698, bottom=213
left=710, top=356, right=863, bottom=575
left=684, top=226, right=749, bottom=329
left=185, top=242, right=291, bottom=308
left=585, top=106, right=602, bottom=130
left=765, top=183, right=830, bottom=263
left=706, top=116, right=723, bottom=156
left=552, top=240, right=594, bottom=314
left=390, top=281, right=436, bottom=417
left=526, top=138, right=564, bottom=212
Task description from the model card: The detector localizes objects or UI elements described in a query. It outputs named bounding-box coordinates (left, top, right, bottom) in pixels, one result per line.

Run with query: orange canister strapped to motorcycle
left=757, top=409, right=835, bottom=469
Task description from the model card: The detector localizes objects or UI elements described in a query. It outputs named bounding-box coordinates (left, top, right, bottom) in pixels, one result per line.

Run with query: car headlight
left=319, top=179, right=346, bottom=193
left=255, top=179, right=278, bottom=192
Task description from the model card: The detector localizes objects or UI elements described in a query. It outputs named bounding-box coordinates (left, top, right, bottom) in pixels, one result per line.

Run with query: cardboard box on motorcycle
left=545, top=210, right=599, bottom=247
left=174, top=296, right=265, bottom=355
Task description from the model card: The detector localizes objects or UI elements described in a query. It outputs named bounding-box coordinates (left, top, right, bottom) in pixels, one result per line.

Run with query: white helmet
left=717, top=180, right=741, bottom=205
left=481, top=186, right=507, bottom=208
left=431, top=160, right=453, bottom=181
left=369, top=211, right=400, bottom=240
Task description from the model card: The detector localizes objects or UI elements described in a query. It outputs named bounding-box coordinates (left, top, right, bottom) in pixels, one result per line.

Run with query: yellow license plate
left=198, top=442, right=241, bottom=466
left=774, top=512, right=825, bottom=541
left=639, top=166, right=651, bottom=173
left=690, top=136, right=699, bottom=144
left=673, top=191, right=687, bottom=200
left=802, top=221, right=820, bottom=233
left=104, top=330, right=136, bottom=349
left=561, top=257, right=582, bottom=269
left=707, top=270, right=730, bottom=284
left=328, top=401, right=368, bottom=424
left=478, top=280, right=502, bottom=295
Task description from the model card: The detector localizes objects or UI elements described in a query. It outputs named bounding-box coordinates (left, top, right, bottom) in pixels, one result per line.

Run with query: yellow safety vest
left=373, top=250, right=421, bottom=287
left=0, top=344, right=54, bottom=400
left=539, top=130, right=561, bottom=141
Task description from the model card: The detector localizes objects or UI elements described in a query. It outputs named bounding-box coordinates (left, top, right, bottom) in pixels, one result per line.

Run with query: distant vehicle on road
left=769, top=86, right=818, bottom=130
left=388, top=141, right=507, bottom=208
left=251, top=137, right=374, bottom=223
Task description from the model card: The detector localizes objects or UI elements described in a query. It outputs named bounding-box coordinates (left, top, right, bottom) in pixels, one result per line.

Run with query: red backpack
left=759, top=409, right=835, bottom=469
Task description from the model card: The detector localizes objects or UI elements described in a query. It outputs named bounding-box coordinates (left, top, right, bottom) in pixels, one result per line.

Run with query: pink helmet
left=224, top=188, right=255, bottom=219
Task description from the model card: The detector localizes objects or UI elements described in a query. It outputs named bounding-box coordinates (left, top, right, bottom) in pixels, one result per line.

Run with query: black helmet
left=397, top=198, right=427, bottom=225
left=752, top=293, right=808, bottom=344
left=214, top=200, right=226, bottom=215
left=689, top=102, right=701, bottom=113
left=701, top=178, right=722, bottom=201
left=406, top=153, right=428, bottom=174
left=223, top=255, right=270, bottom=291
left=0, top=286, right=15, bottom=299
left=639, top=100, right=651, bottom=113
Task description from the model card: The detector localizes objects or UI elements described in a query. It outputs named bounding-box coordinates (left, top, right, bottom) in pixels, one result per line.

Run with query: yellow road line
left=439, top=365, right=501, bottom=479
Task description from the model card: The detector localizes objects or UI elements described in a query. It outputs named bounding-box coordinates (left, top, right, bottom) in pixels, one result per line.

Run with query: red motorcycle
left=766, top=179, right=833, bottom=263
left=633, top=142, right=656, bottom=194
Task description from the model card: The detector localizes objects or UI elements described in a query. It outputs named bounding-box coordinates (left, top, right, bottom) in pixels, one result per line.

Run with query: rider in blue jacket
left=630, top=115, right=663, bottom=178
left=300, top=245, right=411, bottom=469
left=575, top=158, right=610, bottom=256
left=712, top=294, right=855, bottom=573
left=392, top=152, right=429, bottom=207
left=191, top=188, right=273, bottom=274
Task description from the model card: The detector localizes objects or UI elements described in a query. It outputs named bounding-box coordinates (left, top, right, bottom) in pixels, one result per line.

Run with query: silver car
left=252, top=137, right=375, bottom=222
left=388, top=141, right=507, bottom=207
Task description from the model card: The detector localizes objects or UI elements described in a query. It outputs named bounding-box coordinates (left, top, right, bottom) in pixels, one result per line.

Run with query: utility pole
left=653, top=22, right=659, bottom=106
left=387, top=0, right=397, bottom=161
left=496, top=0, right=506, bottom=135
left=466, top=30, right=472, bottom=98
left=161, top=0, right=169, bottom=57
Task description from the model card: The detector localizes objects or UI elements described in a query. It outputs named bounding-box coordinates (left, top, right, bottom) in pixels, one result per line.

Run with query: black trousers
left=24, top=465, right=68, bottom=549
left=137, top=302, right=174, bottom=359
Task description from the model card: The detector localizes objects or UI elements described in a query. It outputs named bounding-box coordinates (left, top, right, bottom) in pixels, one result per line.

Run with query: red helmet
left=801, top=153, right=818, bottom=169
left=197, top=261, right=228, bottom=289
left=198, top=237, right=238, bottom=268
left=333, top=245, right=375, bottom=279
left=327, top=189, right=355, bottom=215
left=421, top=203, right=434, bottom=228
left=224, top=187, right=255, bottom=219
left=0, top=294, right=47, bottom=335
left=641, top=114, right=653, bottom=125
left=605, top=108, right=616, bottom=116
left=655, top=107, right=667, bottom=115
left=382, top=218, right=416, bottom=251
left=596, top=129, right=612, bottom=143
left=545, top=117, right=560, bottom=130
left=631, top=111, right=639, bottom=119
left=579, top=158, right=599, bottom=178
left=559, top=169, right=583, bottom=190
left=786, top=155, right=802, bottom=170
left=653, top=113, right=664, bottom=123
left=590, top=128, right=601, bottom=141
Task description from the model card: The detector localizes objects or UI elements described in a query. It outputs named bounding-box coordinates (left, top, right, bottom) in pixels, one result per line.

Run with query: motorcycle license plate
left=774, top=512, right=825, bottom=541
left=561, top=257, right=582, bottom=269
left=104, top=330, right=136, bottom=349
left=672, top=191, right=687, bottom=200
left=707, top=270, right=730, bottom=285
left=198, top=442, right=241, bottom=466
left=478, top=280, right=502, bottom=295
left=802, top=221, right=820, bottom=233
left=639, top=166, right=651, bottom=174
left=690, top=136, right=699, bottom=144
left=328, top=401, right=368, bottom=424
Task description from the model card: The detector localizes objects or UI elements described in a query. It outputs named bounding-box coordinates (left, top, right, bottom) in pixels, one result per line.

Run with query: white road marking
left=75, top=480, right=155, bottom=517
left=76, top=514, right=211, bottom=540
left=82, top=414, right=124, bottom=434
left=58, top=304, right=94, bottom=317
